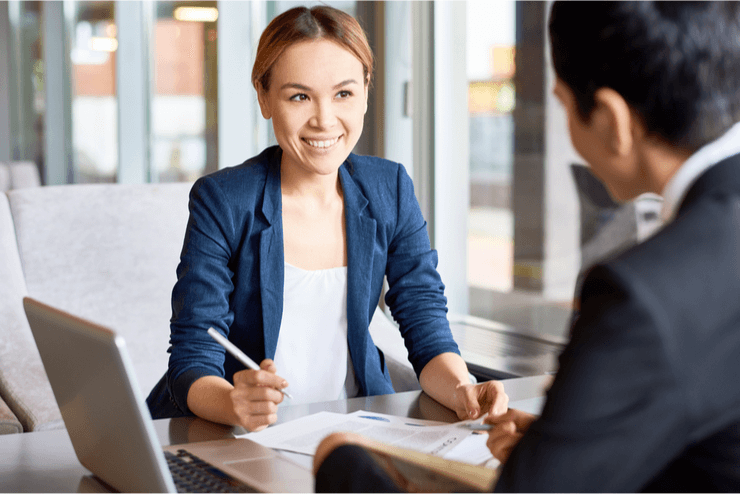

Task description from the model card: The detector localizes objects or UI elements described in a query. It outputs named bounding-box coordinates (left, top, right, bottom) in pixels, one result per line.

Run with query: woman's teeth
left=304, top=136, right=340, bottom=148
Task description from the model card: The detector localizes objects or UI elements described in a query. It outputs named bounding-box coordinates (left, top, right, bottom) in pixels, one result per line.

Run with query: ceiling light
left=173, top=6, right=219, bottom=22
left=89, top=37, right=118, bottom=52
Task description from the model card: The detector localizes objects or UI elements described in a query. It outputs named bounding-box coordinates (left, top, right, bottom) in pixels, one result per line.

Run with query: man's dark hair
left=549, top=1, right=740, bottom=152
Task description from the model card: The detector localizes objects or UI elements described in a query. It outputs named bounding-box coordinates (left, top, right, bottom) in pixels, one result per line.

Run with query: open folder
left=361, top=439, right=498, bottom=492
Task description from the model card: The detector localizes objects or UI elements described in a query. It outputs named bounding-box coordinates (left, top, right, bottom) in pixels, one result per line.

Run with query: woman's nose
left=309, top=100, right=337, bottom=129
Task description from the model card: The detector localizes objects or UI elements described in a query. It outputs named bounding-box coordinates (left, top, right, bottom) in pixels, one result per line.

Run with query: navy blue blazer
left=147, top=147, right=460, bottom=417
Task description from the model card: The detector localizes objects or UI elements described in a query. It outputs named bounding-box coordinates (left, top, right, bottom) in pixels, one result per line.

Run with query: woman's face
left=257, top=39, right=369, bottom=178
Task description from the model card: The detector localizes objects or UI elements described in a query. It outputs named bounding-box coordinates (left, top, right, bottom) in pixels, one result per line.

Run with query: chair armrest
left=0, top=394, right=22, bottom=434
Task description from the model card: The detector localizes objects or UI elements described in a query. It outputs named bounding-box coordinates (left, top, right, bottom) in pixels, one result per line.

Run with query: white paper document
left=443, top=431, right=499, bottom=467
left=242, top=410, right=481, bottom=459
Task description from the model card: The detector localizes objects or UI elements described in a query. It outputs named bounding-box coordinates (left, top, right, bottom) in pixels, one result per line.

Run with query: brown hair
left=251, top=5, right=374, bottom=92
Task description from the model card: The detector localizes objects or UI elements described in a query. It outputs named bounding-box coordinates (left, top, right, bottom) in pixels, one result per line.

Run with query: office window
left=467, top=0, right=516, bottom=294
left=5, top=0, right=44, bottom=168
left=465, top=1, right=579, bottom=342
left=69, top=1, right=118, bottom=183
left=151, top=1, right=218, bottom=183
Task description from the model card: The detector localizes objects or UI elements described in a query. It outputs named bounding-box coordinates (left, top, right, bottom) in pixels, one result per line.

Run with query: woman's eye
left=290, top=93, right=308, bottom=102
left=336, top=90, right=353, bottom=99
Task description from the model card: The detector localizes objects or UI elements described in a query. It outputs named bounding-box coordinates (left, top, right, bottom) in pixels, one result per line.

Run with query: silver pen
left=459, top=422, right=493, bottom=431
left=207, top=327, right=293, bottom=399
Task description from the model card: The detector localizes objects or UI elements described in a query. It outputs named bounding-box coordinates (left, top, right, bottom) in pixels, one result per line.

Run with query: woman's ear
left=256, top=83, right=272, bottom=120
left=592, top=88, right=638, bottom=157
left=363, top=78, right=370, bottom=115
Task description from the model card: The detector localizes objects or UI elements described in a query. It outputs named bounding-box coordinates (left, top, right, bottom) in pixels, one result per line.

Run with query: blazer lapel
left=340, top=165, right=377, bottom=390
left=259, top=153, right=284, bottom=360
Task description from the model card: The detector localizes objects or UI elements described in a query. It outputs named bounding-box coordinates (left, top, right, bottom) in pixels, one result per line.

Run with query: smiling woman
left=257, top=39, right=369, bottom=195
left=146, top=5, right=510, bottom=433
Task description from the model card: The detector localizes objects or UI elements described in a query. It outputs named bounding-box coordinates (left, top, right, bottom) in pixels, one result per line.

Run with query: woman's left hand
left=452, top=380, right=509, bottom=420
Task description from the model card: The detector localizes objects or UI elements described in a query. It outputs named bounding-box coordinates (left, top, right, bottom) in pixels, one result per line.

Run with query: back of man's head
left=549, top=1, right=740, bottom=152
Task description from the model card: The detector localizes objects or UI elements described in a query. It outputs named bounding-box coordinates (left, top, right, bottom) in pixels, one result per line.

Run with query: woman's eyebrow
left=280, top=82, right=312, bottom=91
left=333, top=79, right=360, bottom=89
left=279, top=79, right=360, bottom=92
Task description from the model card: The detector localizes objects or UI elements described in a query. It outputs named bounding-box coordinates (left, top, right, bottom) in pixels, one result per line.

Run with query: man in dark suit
left=311, top=2, right=740, bottom=491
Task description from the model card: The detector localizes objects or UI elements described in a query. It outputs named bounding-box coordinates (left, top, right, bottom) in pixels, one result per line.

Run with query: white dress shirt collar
left=662, top=121, right=740, bottom=222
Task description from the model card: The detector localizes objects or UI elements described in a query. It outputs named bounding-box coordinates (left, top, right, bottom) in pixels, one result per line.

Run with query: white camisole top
left=273, top=262, right=360, bottom=405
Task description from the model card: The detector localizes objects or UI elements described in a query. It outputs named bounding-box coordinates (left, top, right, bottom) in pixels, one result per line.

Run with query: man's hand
left=452, top=380, right=509, bottom=420
left=485, top=408, right=536, bottom=463
left=313, top=432, right=374, bottom=475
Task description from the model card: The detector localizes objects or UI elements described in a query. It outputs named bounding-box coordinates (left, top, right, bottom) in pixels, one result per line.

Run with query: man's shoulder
left=587, top=185, right=740, bottom=347
left=617, top=181, right=740, bottom=275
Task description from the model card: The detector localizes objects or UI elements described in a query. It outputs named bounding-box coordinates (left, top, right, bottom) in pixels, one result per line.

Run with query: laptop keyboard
left=166, top=449, right=258, bottom=493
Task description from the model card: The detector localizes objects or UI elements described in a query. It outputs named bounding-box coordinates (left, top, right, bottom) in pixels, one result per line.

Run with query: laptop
left=23, top=297, right=313, bottom=493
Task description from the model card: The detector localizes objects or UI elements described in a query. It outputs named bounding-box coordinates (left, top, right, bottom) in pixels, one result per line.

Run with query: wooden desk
left=0, top=374, right=552, bottom=493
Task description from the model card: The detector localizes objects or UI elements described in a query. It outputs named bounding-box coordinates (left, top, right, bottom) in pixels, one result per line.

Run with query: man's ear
left=592, top=88, right=638, bottom=157
left=256, top=83, right=272, bottom=119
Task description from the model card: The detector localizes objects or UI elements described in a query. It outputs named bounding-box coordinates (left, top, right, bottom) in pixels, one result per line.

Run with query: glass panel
left=69, top=1, right=117, bottom=183
left=466, top=1, right=574, bottom=342
left=151, top=1, right=217, bottom=183
left=7, top=0, right=44, bottom=170
left=466, top=0, right=515, bottom=294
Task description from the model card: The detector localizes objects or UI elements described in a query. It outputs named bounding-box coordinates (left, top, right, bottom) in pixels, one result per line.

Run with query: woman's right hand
left=230, top=358, right=288, bottom=432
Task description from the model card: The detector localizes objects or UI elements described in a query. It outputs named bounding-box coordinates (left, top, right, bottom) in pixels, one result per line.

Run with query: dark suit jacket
left=147, top=146, right=460, bottom=418
left=495, top=153, right=740, bottom=492
left=314, top=154, right=740, bottom=493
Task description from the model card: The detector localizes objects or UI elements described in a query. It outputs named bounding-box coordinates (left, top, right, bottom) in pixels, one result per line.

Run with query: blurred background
left=2, top=1, right=642, bottom=354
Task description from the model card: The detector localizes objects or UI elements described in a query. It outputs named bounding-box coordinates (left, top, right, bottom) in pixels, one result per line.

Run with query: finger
left=232, top=381, right=285, bottom=405
left=231, top=396, right=278, bottom=432
left=492, top=432, right=522, bottom=463
left=485, top=381, right=509, bottom=417
left=240, top=412, right=278, bottom=433
left=487, top=408, right=536, bottom=431
left=486, top=422, right=521, bottom=463
left=234, top=368, right=288, bottom=391
left=260, top=358, right=278, bottom=373
left=489, top=419, right=516, bottom=437
left=455, top=384, right=482, bottom=419
left=232, top=397, right=280, bottom=417
left=486, top=408, right=518, bottom=424
left=230, top=392, right=279, bottom=432
left=492, top=440, right=519, bottom=464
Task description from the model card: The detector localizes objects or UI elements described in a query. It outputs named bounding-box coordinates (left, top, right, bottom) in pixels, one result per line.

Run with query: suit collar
left=260, top=146, right=282, bottom=226
left=679, top=152, right=740, bottom=216
left=339, top=159, right=377, bottom=393
left=339, top=159, right=369, bottom=217
left=259, top=147, right=283, bottom=358
left=663, top=121, right=740, bottom=221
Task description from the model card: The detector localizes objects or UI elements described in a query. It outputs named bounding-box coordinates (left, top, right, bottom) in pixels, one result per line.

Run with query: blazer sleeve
left=383, top=164, right=460, bottom=378
left=166, top=176, right=238, bottom=413
left=494, top=264, right=689, bottom=492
